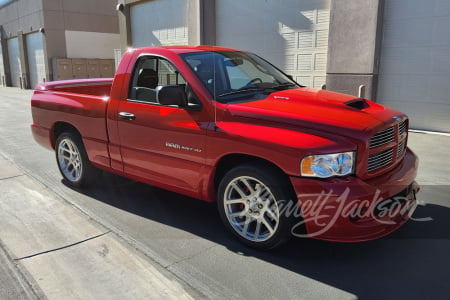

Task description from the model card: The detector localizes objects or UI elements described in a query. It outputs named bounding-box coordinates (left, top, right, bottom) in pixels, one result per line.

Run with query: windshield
left=180, top=51, right=300, bottom=103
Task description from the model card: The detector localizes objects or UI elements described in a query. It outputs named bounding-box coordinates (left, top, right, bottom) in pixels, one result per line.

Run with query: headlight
left=301, top=152, right=355, bottom=178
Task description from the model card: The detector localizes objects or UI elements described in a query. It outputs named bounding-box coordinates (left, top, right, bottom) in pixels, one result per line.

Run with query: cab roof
left=130, top=45, right=245, bottom=55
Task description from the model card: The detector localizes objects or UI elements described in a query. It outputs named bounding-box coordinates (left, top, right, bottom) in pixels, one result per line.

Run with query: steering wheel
left=244, top=77, right=263, bottom=87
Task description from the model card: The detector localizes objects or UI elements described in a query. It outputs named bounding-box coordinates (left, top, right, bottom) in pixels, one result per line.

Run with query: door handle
left=119, top=112, right=136, bottom=120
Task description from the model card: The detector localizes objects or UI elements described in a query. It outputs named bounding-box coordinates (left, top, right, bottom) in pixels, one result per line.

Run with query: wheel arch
left=52, top=122, right=82, bottom=149
left=212, top=154, right=293, bottom=197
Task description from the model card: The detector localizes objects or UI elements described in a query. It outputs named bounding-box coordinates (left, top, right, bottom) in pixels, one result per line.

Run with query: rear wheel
left=217, top=163, right=297, bottom=250
left=55, top=131, right=97, bottom=188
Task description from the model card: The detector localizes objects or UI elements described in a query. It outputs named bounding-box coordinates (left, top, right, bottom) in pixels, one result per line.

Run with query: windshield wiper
left=218, top=83, right=298, bottom=98
left=270, top=82, right=298, bottom=90
left=218, top=87, right=265, bottom=97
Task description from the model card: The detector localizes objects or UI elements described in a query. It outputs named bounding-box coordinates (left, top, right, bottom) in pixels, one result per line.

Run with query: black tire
left=55, top=131, right=98, bottom=188
left=217, top=163, right=298, bottom=250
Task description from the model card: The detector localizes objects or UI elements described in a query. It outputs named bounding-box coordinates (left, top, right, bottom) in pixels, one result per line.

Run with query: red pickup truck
left=31, top=46, right=419, bottom=249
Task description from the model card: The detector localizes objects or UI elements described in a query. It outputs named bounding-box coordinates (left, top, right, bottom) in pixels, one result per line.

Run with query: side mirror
left=157, top=85, right=187, bottom=107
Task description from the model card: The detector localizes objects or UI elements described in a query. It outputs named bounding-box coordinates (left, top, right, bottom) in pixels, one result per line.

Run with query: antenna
left=213, top=50, right=218, bottom=130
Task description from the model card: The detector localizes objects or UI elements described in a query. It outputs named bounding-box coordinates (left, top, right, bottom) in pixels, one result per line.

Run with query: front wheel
left=217, top=163, right=298, bottom=250
left=55, top=131, right=97, bottom=188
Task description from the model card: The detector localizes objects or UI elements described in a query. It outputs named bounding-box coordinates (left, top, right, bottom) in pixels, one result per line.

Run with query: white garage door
left=215, top=0, right=330, bottom=89
left=378, top=0, right=450, bottom=132
left=0, top=44, right=5, bottom=86
left=26, top=32, right=47, bottom=89
left=7, top=38, right=21, bottom=87
left=130, top=0, right=188, bottom=47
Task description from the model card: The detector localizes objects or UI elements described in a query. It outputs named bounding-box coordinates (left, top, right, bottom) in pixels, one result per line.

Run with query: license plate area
left=373, top=185, right=417, bottom=220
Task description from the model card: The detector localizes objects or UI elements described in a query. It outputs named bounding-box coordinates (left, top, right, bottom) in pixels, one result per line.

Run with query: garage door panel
left=383, top=20, right=434, bottom=48
left=381, top=47, right=450, bottom=76
left=130, top=0, right=188, bottom=47
left=378, top=75, right=426, bottom=103
left=7, top=38, right=21, bottom=87
left=402, top=2, right=435, bottom=18
left=385, top=0, right=443, bottom=19
left=377, top=75, right=402, bottom=101
left=26, top=32, right=46, bottom=89
left=0, top=45, right=4, bottom=80
left=378, top=2, right=450, bottom=132
left=380, top=48, right=432, bottom=75
left=380, top=101, right=427, bottom=127
left=382, top=101, right=450, bottom=132
left=384, top=18, right=450, bottom=47
left=437, top=0, right=450, bottom=13
left=216, top=0, right=330, bottom=88
left=430, top=76, right=450, bottom=103
left=431, top=47, right=450, bottom=74
left=399, top=75, right=430, bottom=102
left=379, top=74, right=450, bottom=105
left=433, top=19, right=450, bottom=45
left=384, top=0, right=404, bottom=20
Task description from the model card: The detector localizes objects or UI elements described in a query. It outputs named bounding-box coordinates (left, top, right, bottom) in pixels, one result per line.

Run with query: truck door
left=116, top=56, right=208, bottom=196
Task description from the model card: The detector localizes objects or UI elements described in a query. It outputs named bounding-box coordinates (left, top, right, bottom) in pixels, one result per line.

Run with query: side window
left=158, top=59, right=186, bottom=86
left=128, top=56, right=187, bottom=104
left=129, top=57, right=159, bottom=103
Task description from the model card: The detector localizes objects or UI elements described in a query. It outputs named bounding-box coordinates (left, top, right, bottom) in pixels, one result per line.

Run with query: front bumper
left=289, top=148, right=419, bottom=242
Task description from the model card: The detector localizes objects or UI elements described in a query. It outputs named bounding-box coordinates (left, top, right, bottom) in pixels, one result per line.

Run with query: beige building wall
left=0, top=0, right=44, bottom=36
left=0, top=0, right=119, bottom=86
left=43, top=0, right=120, bottom=60
left=0, top=0, right=44, bottom=86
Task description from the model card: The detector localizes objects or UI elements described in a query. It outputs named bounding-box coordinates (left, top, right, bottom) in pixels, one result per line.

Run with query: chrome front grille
left=367, top=119, right=409, bottom=174
left=368, top=148, right=393, bottom=172
left=369, top=127, right=394, bottom=149
left=397, top=140, right=406, bottom=157
left=399, top=120, right=407, bottom=135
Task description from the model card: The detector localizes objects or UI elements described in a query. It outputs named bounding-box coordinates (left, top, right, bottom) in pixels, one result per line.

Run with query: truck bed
left=31, top=78, right=113, bottom=168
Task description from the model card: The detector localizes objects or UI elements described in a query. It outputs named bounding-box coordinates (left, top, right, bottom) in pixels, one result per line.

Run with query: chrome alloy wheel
left=223, top=176, right=280, bottom=242
left=57, top=138, right=83, bottom=183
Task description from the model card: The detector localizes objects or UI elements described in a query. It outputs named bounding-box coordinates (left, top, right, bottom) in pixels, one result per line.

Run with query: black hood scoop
left=345, top=98, right=370, bottom=110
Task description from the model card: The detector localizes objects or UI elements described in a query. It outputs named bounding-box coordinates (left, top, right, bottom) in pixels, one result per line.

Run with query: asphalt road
left=1, top=87, right=449, bottom=299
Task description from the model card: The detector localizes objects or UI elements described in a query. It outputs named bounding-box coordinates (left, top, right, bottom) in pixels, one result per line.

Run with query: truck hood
left=225, top=88, right=402, bottom=139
